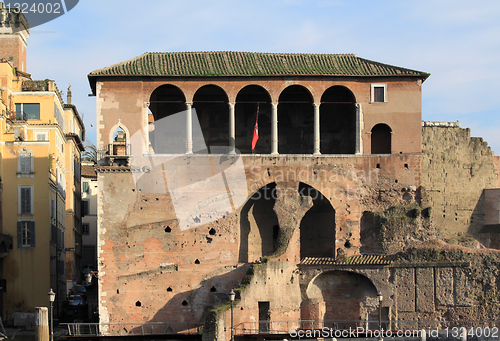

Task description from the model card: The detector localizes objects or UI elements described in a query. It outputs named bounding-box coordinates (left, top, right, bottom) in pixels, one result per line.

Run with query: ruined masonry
left=88, top=52, right=500, bottom=340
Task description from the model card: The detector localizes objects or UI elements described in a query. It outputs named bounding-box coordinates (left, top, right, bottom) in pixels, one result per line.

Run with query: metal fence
left=233, top=319, right=500, bottom=339
left=63, top=322, right=203, bottom=337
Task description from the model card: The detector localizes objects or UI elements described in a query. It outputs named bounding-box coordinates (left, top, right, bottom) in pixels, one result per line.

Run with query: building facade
left=81, top=162, right=97, bottom=269
left=89, top=52, right=500, bottom=339
left=0, top=4, right=85, bottom=323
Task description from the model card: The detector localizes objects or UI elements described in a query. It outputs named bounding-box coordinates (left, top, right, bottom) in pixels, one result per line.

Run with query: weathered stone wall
left=422, top=123, right=500, bottom=242
left=96, top=153, right=422, bottom=331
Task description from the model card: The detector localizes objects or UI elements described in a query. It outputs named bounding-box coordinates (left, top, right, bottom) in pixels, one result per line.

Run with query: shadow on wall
left=128, top=264, right=250, bottom=335
left=468, top=190, right=486, bottom=242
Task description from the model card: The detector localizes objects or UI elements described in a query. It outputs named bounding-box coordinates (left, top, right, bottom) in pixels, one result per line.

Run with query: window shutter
left=30, top=221, right=35, bottom=247
left=17, top=221, right=22, bottom=248
left=83, top=182, right=89, bottom=193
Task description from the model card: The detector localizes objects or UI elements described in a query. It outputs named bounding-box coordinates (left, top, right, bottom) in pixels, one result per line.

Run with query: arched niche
left=239, top=183, right=279, bottom=263
left=320, top=86, right=356, bottom=154
left=299, top=183, right=335, bottom=259
left=278, top=85, right=314, bottom=154
left=149, top=84, right=187, bottom=154
left=235, top=85, right=271, bottom=154
left=193, top=85, right=229, bottom=152
left=303, top=270, right=379, bottom=327
left=371, top=123, right=392, bottom=154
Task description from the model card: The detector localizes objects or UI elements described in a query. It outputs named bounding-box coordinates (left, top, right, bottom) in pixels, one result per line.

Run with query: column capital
left=228, top=101, right=235, bottom=107
left=313, top=102, right=320, bottom=108
left=144, top=102, right=150, bottom=108
left=185, top=101, right=193, bottom=106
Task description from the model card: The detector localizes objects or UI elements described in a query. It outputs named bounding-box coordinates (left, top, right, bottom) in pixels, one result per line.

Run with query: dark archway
left=193, top=85, right=229, bottom=152
left=371, top=123, right=392, bottom=154
left=278, top=85, right=314, bottom=154
left=303, top=271, right=379, bottom=328
left=149, top=84, right=186, bottom=154
left=239, top=183, right=279, bottom=263
left=320, top=86, right=356, bottom=154
left=299, top=183, right=335, bottom=259
left=235, top=85, right=272, bottom=154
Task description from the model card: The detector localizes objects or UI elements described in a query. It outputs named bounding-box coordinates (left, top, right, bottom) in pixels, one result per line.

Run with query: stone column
left=313, top=103, right=321, bottom=155
left=35, top=307, right=49, bottom=341
left=355, top=103, right=363, bottom=154
left=271, top=102, right=278, bottom=155
left=229, top=102, right=236, bottom=154
left=186, top=102, right=193, bottom=154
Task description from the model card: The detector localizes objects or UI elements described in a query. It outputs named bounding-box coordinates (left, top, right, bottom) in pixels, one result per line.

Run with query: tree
left=82, top=141, right=97, bottom=163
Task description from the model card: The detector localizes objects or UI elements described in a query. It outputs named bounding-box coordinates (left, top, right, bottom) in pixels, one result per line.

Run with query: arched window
left=110, top=126, right=128, bottom=156
left=278, top=85, right=314, bottom=154
left=320, top=86, right=356, bottom=154
left=239, top=183, right=278, bottom=263
left=299, top=183, right=335, bottom=259
left=235, top=85, right=271, bottom=154
left=193, top=85, right=229, bottom=153
left=149, top=84, right=186, bottom=154
left=371, top=123, right=392, bottom=154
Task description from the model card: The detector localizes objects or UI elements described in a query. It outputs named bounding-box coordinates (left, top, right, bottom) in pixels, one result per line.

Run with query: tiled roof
left=82, top=164, right=97, bottom=178
left=300, top=255, right=393, bottom=266
left=88, top=52, right=429, bottom=79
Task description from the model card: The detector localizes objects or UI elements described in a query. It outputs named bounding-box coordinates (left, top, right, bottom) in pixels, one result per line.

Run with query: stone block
left=396, top=268, right=415, bottom=312
left=454, top=267, right=473, bottom=307
left=435, top=267, right=454, bottom=306
left=416, top=267, right=435, bottom=313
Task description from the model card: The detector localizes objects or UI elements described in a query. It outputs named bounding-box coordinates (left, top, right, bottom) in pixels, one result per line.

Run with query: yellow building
left=0, top=4, right=85, bottom=322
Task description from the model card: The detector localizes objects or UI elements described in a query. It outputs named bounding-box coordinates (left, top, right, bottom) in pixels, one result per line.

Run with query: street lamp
left=229, top=289, right=235, bottom=341
left=48, top=288, right=55, bottom=341
left=377, top=293, right=383, bottom=331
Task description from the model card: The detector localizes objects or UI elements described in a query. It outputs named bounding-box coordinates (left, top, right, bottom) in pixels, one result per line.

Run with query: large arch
left=278, top=85, right=314, bottom=154
left=302, top=270, right=380, bottom=328
left=371, top=123, right=392, bottom=154
left=235, top=85, right=272, bottom=154
left=193, top=85, right=229, bottom=152
left=320, top=86, right=356, bottom=154
left=239, top=183, right=279, bottom=263
left=149, top=84, right=187, bottom=154
left=299, top=183, right=335, bottom=259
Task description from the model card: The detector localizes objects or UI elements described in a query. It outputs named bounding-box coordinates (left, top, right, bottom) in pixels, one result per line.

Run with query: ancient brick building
left=88, top=52, right=500, bottom=339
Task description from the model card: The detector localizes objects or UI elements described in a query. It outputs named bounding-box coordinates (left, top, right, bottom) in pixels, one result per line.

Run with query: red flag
left=251, top=105, right=259, bottom=151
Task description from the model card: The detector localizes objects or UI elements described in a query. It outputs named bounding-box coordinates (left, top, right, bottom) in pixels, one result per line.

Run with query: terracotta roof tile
left=300, top=255, right=393, bottom=266
left=81, top=164, right=97, bottom=178
left=88, top=51, right=429, bottom=79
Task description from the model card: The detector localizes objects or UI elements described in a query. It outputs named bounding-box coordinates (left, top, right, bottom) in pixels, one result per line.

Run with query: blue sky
left=23, top=0, right=500, bottom=153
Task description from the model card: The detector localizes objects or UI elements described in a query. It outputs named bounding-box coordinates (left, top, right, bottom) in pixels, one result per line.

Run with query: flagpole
left=251, top=103, right=260, bottom=153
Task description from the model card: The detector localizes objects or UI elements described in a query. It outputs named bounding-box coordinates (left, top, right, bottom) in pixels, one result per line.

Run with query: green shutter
left=30, top=221, right=35, bottom=248
left=17, top=221, right=22, bottom=248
